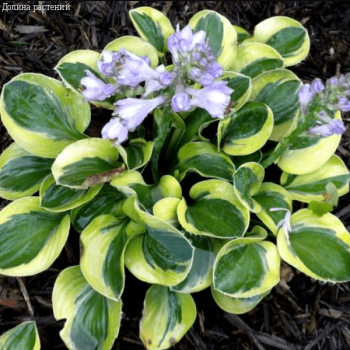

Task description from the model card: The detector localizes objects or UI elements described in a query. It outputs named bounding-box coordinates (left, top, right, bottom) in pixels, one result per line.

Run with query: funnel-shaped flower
left=186, top=81, right=233, bottom=119
left=115, top=95, right=167, bottom=130
left=81, top=71, right=118, bottom=101
left=308, top=111, right=346, bottom=137
left=102, top=118, right=129, bottom=145
left=270, top=208, right=292, bottom=234
left=298, top=84, right=315, bottom=114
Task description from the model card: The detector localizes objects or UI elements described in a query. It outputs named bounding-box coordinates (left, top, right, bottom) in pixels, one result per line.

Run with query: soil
left=1, top=2, right=350, bottom=350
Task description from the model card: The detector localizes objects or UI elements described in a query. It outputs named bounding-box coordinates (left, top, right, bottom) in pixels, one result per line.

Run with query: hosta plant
left=0, top=7, right=350, bottom=350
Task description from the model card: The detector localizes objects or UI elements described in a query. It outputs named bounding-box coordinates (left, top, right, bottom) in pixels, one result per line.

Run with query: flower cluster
left=298, top=75, right=349, bottom=137
left=80, top=25, right=233, bottom=145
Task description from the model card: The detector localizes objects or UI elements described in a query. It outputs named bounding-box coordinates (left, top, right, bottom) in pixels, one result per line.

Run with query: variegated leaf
left=123, top=196, right=194, bottom=286
left=140, top=285, right=196, bottom=350
left=253, top=182, right=293, bottom=235
left=71, top=184, right=126, bottom=233
left=281, top=155, right=350, bottom=203
left=174, top=141, right=235, bottom=182
left=40, top=175, right=103, bottom=212
left=277, top=111, right=343, bottom=174
left=0, top=142, right=53, bottom=200
left=223, top=71, right=252, bottom=111
left=129, top=7, right=174, bottom=53
left=0, top=74, right=90, bottom=158
left=212, top=287, right=270, bottom=314
left=213, top=226, right=280, bottom=298
left=103, top=36, right=159, bottom=68
left=53, top=266, right=122, bottom=350
left=277, top=209, right=350, bottom=282
left=80, top=215, right=145, bottom=301
left=249, top=69, right=301, bottom=141
left=177, top=179, right=250, bottom=239
left=249, top=16, right=310, bottom=66
left=219, top=101, right=273, bottom=156
left=0, top=197, right=69, bottom=276
left=153, top=198, right=215, bottom=293
left=230, top=42, right=284, bottom=78
left=0, top=321, right=40, bottom=350
left=116, top=138, right=154, bottom=171
left=233, top=162, right=264, bottom=213
left=189, top=10, right=237, bottom=69
left=52, top=138, right=122, bottom=189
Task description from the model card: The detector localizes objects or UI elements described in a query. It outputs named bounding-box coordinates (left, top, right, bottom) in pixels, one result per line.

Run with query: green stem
left=160, top=55, right=167, bottom=66
left=261, top=110, right=317, bottom=169
left=150, top=107, right=172, bottom=182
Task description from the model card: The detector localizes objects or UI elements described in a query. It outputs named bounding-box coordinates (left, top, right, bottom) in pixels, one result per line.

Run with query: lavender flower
left=143, top=65, right=173, bottom=97
left=270, top=208, right=292, bottom=234
left=298, top=84, right=315, bottom=114
left=102, top=118, right=129, bottom=145
left=308, top=111, right=346, bottom=137
left=337, top=95, right=350, bottom=112
left=171, top=92, right=191, bottom=112
left=97, top=51, right=121, bottom=76
left=310, top=78, right=325, bottom=93
left=199, top=73, right=215, bottom=87
left=81, top=71, right=118, bottom=101
left=168, top=25, right=206, bottom=63
left=115, top=95, right=167, bottom=130
left=185, top=81, right=233, bottom=119
left=327, top=76, right=338, bottom=86
left=117, top=51, right=159, bottom=87
left=167, top=24, right=224, bottom=86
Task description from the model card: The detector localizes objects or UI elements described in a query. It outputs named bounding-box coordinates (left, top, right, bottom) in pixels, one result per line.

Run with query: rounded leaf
left=277, top=209, right=350, bottom=282
left=220, top=101, right=274, bottom=156
left=53, top=266, right=122, bottom=350
left=249, top=69, right=302, bottom=141
left=0, top=142, right=53, bottom=200
left=55, top=50, right=100, bottom=92
left=40, top=175, right=103, bottom=212
left=140, top=285, right=196, bottom=350
left=250, top=16, right=310, bottom=66
left=124, top=196, right=193, bottom=286
left=212, top=287, right=270, bottom=314
left=213, top=235, right=280, bottom=298
left=277, top=111, right=343, bottom=174
left=189, top=10, right=237, bottom=70
left=0, top=197, right=69, bottom=276
left=52, top=138, right=121, bottom=189
left=129, top=7, right=175, bottom=53
left=223, top=71, right=252, bottom=111
left=253, top=182, right=293, bottom=235
left=103, top=36, right=159, bottom=68
left=178, top=180, right=250, bottom=239
left=0, top=73, right=90, bottom=158
left=174, top=141, right=235, bottom=182
left=0, top=321, right=40, bottom=350
left=230, top=42, right=284, bottom=78
left=281, top=155, right=350, bottom=203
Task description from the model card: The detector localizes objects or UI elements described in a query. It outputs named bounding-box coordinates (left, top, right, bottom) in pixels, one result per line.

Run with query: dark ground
left=1, top=1, right=350, bottom=349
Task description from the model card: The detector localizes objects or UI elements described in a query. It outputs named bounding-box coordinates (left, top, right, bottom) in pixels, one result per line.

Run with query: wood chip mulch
left=1, top=2, right=350, bottom=349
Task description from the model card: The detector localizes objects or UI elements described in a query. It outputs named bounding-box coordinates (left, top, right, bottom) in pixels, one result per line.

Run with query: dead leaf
left=0, top=286, right=25, bottom=309
left=279, top=263, right=294, bottom=290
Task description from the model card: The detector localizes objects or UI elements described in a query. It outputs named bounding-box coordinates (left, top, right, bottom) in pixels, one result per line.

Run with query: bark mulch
left=1, top=2, right=350, bottom=349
